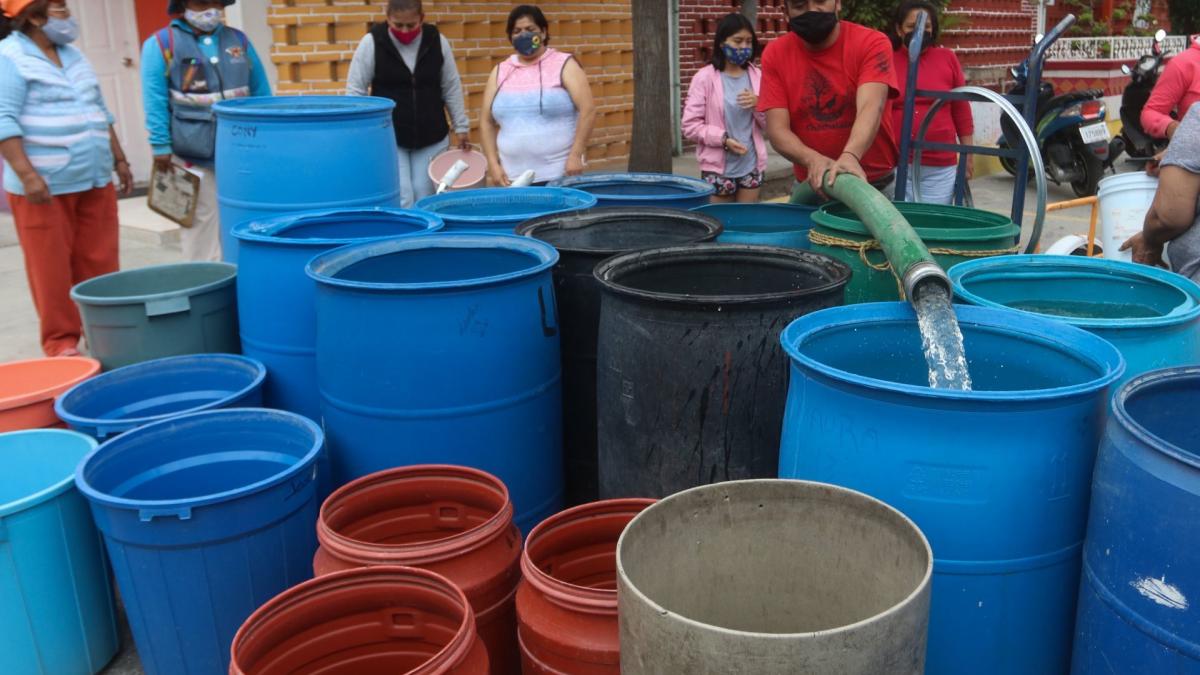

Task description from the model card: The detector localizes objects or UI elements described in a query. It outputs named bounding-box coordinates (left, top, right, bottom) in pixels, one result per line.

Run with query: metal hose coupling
left=904, top=260, right=951, bottom=301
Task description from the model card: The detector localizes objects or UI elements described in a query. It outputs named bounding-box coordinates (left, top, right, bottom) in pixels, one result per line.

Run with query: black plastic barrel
left=516, top=207, right=723, bottom=505
left=594, top=244, right=850, bottom=498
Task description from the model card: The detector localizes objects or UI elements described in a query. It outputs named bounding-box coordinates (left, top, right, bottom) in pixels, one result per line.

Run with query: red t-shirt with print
left=758, top=21, right=900, bottom=183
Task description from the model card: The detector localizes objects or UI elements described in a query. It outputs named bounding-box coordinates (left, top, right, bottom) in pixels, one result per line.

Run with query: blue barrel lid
left=415, top=187, right=597, bottom=225
left=0, top=429, right=97, bottom=517
left=214, top=95, right=395, bottom=119
left=69, top=262, right=236, bottom=306
left=54, top=354, right=267, bottom=437
left=1112, top=366, right=1200, bottom=469
left=74, top=408, right=324, bottom=516
left=232, top=207, right=444, bottom=247
left=949, top=255, right=1200, bottom=330
left=550, top=172, right=715, bottom=201
left=781, top=302, right=1125, bottom=402
left=306, top=231, right=559, bottom=292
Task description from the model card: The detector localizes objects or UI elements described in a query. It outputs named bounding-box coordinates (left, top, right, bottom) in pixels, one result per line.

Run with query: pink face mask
left=390, top=26, right=420, bottom=45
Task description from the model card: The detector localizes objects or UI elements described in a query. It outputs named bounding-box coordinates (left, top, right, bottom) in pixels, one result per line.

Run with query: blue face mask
left=513, top=32, right=543, bottom=57
left=43, top=17, right=79, bottom=45
left=722, top=44, right=753, bottom=66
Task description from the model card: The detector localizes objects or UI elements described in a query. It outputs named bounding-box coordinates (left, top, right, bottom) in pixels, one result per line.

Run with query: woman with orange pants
left=0, top=0, right=133, bottom=357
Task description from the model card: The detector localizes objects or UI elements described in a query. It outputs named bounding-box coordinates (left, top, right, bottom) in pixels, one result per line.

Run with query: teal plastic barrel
left=215, top=96, right=402, bottom=263
left=71, top=262, right=239, bottom=371
left=693, top=202, right=816, bottom=249
left=1, top=429, right=117, bottom=675
left=950, top=255, right=1200, bottom=386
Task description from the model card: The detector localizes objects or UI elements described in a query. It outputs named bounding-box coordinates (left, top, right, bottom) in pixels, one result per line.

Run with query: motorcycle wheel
left=1071, top=144, right=1103, bottom=198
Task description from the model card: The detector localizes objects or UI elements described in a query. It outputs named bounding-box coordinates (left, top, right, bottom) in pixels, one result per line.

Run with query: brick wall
left=267, top=0, right=633, bottom=165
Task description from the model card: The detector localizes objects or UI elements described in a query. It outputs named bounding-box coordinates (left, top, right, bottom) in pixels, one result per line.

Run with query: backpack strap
left=155, top=27, right=175, bottom=73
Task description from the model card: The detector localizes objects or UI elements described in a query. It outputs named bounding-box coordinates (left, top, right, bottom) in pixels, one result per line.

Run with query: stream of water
left=913, top=282, right=973, bottom=391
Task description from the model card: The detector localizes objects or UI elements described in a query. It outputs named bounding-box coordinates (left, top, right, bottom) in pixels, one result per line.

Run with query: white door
left=75, top=0, right=151, bottom=185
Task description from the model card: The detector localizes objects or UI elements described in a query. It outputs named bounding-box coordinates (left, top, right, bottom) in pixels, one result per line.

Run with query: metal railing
left=1045, top=35, right=1190, bottom=61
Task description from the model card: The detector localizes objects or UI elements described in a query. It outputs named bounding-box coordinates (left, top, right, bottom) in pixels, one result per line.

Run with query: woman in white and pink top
left=682, top=13, right=767, bottom=203
left=480, top=4, right=596, bottom=186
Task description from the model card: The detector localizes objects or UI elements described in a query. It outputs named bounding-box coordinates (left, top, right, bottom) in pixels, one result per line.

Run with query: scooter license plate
left=1079, top=122, right=1110, bottom=144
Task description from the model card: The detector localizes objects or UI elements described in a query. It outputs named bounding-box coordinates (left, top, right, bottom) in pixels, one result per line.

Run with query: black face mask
left=903, top=31, right=933, bottom=50
left=790, top=11, right=839, bottom=45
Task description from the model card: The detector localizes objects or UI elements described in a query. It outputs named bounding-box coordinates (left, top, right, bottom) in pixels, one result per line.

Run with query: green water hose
left=794, top=174, right=950, bottom=300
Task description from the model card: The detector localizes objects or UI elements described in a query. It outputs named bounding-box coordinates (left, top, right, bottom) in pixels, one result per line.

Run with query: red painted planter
left=314, top=465, right=522, bottom=675
left=230, top=566, right=489, bottom=675
left=516, top=498, right=655, bottom=674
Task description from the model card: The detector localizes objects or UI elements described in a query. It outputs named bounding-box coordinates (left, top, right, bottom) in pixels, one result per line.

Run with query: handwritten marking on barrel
left=1130, top=576, right=1189, bottom=610
left=459, top=304, right=488, bottom=338
left=904, top=463, right=986, bottom=503
left=231, top=124, right=257, bottom=138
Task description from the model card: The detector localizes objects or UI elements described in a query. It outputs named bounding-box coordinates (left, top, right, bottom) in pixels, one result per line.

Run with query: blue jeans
left=398, top=137, right=449, bottom=208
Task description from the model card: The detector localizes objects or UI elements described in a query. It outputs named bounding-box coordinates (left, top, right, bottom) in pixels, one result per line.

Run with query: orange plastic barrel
left=0, top=357, right=100, bottom=432
left=516, top=498, right=654, bottom=674
left=230, top=565, right=489, bottom=674
left=313, top=465, right=522, bottom=674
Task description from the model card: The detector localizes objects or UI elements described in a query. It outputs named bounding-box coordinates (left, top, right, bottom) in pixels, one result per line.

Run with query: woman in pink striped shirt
left=480, top=5, right=596, bottom=186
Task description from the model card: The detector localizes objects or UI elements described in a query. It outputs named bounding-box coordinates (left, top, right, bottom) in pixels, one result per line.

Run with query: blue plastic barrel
left=75, top=409, right=324, bottom=675
left=414, top=187, right=596, bottom=231
left=307, top=233, right=563, bottom=532
left=1, top=430, right=117, bottom=675
left=549, top=172, right=714, bottom=210
left=214, top=96, right=401, bottom=263
left=233, top=208, right=443, bottom=418
left=951, top=255, right=1200, bottom=386
left=778, top=303, right=1124, bottom=675
left=693, top=202, right=816, bottom=249
left=54, top=354, right=266, bottom=440
left=1073, top=366, right=1200, bottom=671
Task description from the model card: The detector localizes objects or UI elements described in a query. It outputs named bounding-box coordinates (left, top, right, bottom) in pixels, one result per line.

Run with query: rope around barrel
left=808, top=229, right=1020, bottom=298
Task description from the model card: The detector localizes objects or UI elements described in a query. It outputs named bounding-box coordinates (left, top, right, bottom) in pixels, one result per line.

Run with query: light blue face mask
left=43, top=17, right=79, bottom=45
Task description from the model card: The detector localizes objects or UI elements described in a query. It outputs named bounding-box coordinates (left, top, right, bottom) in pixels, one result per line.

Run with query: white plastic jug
left=1097, top=172, right=1158, bottom=261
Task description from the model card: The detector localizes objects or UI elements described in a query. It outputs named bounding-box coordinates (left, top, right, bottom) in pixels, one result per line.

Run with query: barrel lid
left=516, top=206, right=723, bottom=255
left=812, top=201, right=1020, bottom=242
left=0, top=429, right=97, bottom=518
left=594, top=243, right=850, bottom=307
left=415, top=187, right=598, bottom=225
left=306, top=232, right=559, bottom=292
left=214, top=95, right=395, bottom=119
left=549, top=172, right=715, bottom=201
left=232, top=207, right=444, bottom=247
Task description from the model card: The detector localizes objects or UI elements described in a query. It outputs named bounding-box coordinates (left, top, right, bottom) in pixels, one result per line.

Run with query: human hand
left=725, top=137, right=749, bottom=156
left=965, top=155, right=975, bottom=181
left=828, top=151, right=867, bottom=188
left=804, top=153, right=838, bottom=195
left=565, top=153, right=585, bottom=176
left=1146, top=149, right=1166, bottom=177
left=1120, top=232, right=1166, bottom=268
left=115, top=160, right=134, bottom=195
left=737, top=89, right=758, bottom=110
left=453, top=132, right=470, bottom=151
left=19, top=170, right=50, bottom=205
left=153, top=154, right=173, bottom=173
left=489, top=165, right=512, bottom=187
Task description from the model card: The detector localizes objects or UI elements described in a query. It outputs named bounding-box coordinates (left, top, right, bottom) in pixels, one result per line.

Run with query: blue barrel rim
left=549, top=172, right=716, bottom=201
left=781, top=302, right=1125, bottom=402
left=616, top=478, right=934, bottom=638
left=213, top=94, right=395, bottom=118
left=53, top=354, right=268, bottom=435
left=595, top=243, right=850, bottom=306
left=305, top=232, right=560, bottom=292
left=949, top=254, right=1200, bottom=330
left=231, top=207, right=444, bottom=247
left=0, top=429, right=97, bottom=518
left=1112, top=366, right=1200, bottom=470
left=69, top=262, right=237, bottom=306
left=515, top=205, right=725, bottom=255
left=414, top=187, right=598, bottom=225
left=74, top=407, right=324, bottom=513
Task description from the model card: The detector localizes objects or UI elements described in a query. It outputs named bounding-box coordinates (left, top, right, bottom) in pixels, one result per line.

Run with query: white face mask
left=43, top=17, right=79, bottom=45
left=184, top=8, right=223, bottom=33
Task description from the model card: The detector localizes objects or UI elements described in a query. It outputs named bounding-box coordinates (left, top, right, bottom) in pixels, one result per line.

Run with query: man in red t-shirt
left=758, top=0, right=900, bottom=196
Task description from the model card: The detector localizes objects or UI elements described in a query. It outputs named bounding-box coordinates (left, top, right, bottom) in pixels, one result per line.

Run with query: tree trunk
left=630, top=0, right=673, bottom=173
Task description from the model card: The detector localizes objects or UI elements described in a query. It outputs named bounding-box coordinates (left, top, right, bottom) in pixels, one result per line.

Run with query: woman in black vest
left=347, top=0, right=470, bottom=207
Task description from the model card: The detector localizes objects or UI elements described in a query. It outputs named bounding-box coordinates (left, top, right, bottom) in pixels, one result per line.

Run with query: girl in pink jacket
left=682, top=13, right=767, bottom=203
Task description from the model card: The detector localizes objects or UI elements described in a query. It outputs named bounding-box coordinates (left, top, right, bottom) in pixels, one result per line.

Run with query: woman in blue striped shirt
left=0, top=0, right=133, bottom=357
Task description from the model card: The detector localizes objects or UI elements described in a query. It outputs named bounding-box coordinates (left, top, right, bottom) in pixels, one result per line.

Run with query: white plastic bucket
left=1097, top=172, right=1158, bottom=261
